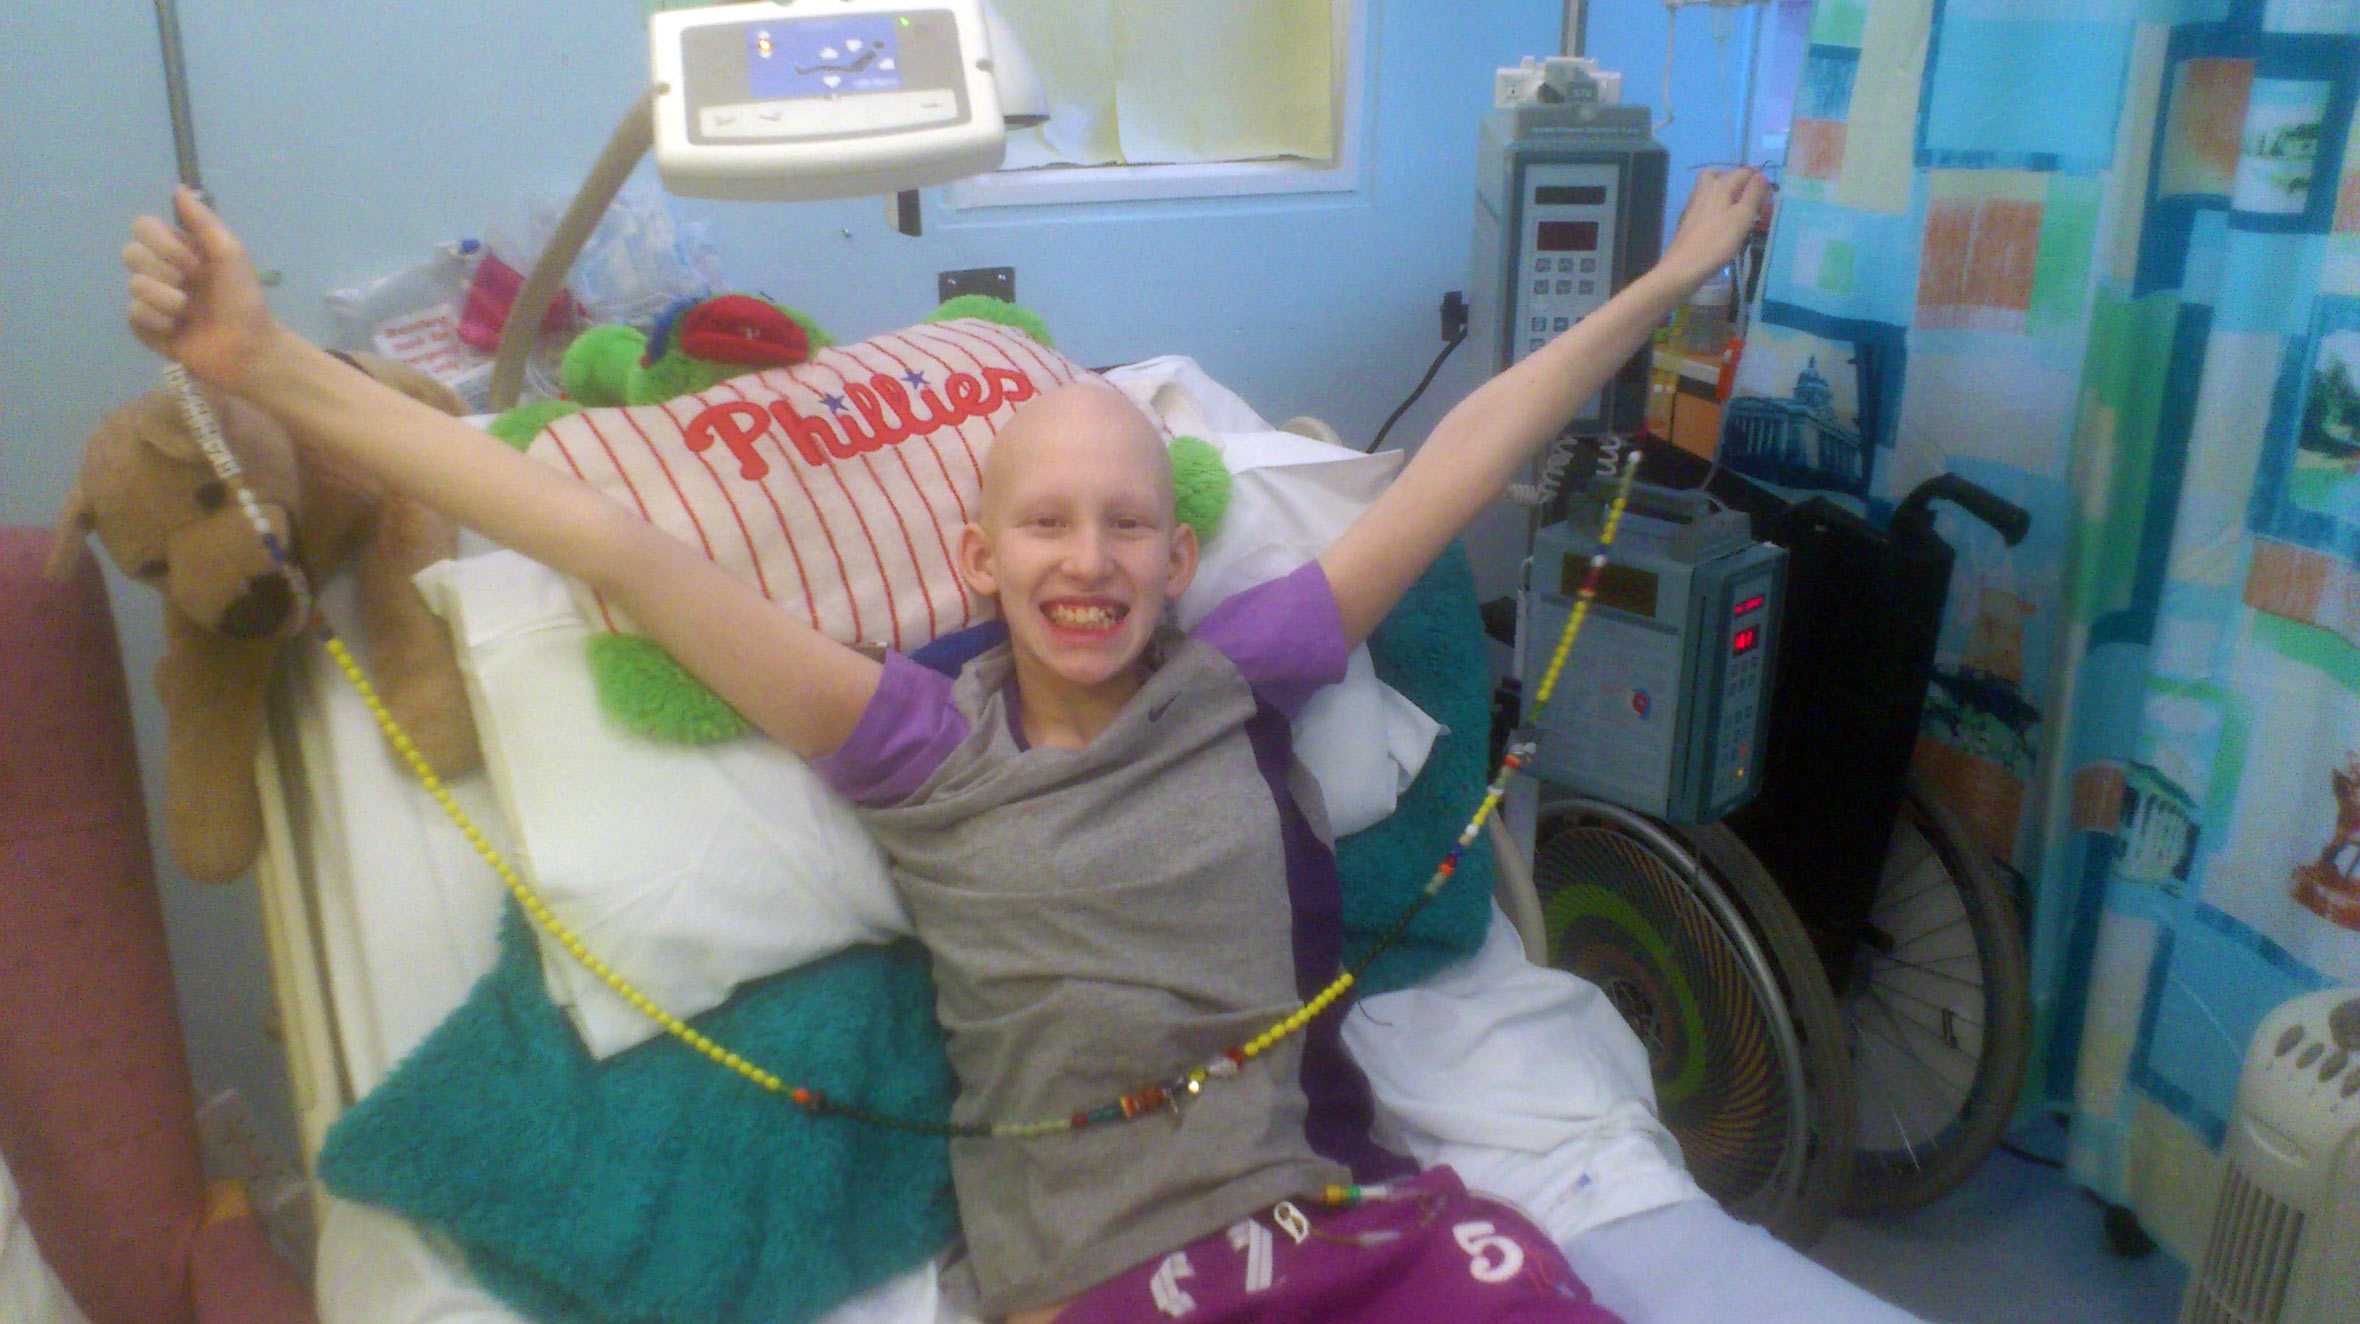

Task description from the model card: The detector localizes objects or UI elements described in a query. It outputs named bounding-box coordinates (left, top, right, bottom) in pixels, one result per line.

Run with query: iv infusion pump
left=1468, top=57, right=1668, bottom=436
left=1479, top=60, right=1783, bottom=825
left=1521, top=480, right=1787, bottom=825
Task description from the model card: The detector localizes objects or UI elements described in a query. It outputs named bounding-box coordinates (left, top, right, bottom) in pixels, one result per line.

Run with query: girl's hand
left=1658, top=167, right=1771, bottom=291
left=123, top=187, right=283, bottom=390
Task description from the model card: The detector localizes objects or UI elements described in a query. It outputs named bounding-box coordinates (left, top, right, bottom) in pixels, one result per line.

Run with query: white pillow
left=414, top=551, right=910, bottom=1060
left=1173, top=430, right=1442, bottom=837
left=1104, top=354, right=1279, bottom=435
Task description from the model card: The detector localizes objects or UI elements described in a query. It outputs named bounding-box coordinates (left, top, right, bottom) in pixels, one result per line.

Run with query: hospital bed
left=209, top=362, right=1928, bottom=1323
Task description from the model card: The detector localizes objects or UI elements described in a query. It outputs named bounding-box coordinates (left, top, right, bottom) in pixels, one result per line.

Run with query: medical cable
left=1658, top=16, right=1677, bottom=133
left=1507, top=433, right=1625, bottom=507
left=1365, top=325, right=1467, bottom=453
left=169, top=372, right=1642, bottom=1144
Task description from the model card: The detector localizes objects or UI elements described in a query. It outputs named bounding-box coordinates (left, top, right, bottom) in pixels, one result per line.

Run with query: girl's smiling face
left=959, top=383, right=1197, bottom=706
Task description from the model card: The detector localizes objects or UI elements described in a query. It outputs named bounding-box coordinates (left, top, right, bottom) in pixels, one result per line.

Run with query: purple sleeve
left=812, top=652, right=970, bottom=806
left=1192, top=560, right=1351, bottom=721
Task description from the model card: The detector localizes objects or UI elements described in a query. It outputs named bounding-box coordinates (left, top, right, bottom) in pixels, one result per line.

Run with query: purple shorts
left=1050, top=1166, right=1623, bottom=1323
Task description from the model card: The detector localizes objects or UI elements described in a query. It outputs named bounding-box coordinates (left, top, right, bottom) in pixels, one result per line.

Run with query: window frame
left=945, top=0, right=1369, bottom=210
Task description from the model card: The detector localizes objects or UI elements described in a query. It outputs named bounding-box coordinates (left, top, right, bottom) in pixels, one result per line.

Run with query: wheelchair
left=1489, top=446, right=2034, bottom=1248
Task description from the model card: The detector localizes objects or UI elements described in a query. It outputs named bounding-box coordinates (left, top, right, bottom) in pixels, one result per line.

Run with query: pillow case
left=525, top=316, right=1089, bottom=654
left=415, top=551, right=909, bottom=1059
left=1169, top=427, right=1441, bottom=836
left=1103, top=353, right=1280, bottom=436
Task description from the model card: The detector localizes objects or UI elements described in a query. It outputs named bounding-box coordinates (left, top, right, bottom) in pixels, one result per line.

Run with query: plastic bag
left=323, top=240, right=570, bottom=410
left=325, top=241, right=499, bottom=411
left=456, top=250, right=586, bottom=354
left=480, top=177, right=722, bottom=330
left=327, top=183, right=721, bottom=412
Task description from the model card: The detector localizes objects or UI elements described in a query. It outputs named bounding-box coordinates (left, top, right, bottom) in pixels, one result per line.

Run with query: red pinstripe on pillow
left=526, top=318, right=1089, bottom=652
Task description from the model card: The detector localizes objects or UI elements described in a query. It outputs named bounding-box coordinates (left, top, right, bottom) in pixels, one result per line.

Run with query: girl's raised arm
left=125, top=188, right=881, bottom=758
left=1320, top=168, right=1770, bottom=645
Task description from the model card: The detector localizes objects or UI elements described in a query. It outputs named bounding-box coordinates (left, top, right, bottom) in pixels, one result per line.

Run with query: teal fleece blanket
left=319, top=545, right=1495, bottom=1323
left=1337, top=543, right=1498, bottom=994
left=318, top=924, right=958, bottom=1324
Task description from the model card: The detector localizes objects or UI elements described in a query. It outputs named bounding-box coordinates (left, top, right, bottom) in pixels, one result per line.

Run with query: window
left=948, top=0, right=1365, bottom=209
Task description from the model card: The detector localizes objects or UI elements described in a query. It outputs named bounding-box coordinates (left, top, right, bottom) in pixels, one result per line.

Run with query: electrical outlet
left=939, top=266, right=1016, bottom=303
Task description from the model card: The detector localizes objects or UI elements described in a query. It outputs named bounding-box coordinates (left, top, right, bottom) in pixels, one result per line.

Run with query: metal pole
left=152, top=0, right=206, bottom=193
left=1735, top=5, right=1764, bottom=166
left=1562, top=0, right=1586, bottom=56
left=488, top=87, right=659, bottom=410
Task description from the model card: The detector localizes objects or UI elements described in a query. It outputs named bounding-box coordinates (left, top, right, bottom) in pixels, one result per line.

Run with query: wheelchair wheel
left=1836, top=772, right=2030, bottom=1214
left=1534, top=799, right=1856, bottom=1247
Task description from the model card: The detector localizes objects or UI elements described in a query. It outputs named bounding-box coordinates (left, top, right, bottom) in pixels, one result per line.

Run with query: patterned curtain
left=1722, top=0, right=2360, bottom=1255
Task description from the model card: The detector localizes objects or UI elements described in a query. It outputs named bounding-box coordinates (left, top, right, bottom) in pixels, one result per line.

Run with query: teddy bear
left=46, top=353, right=482, bottom=883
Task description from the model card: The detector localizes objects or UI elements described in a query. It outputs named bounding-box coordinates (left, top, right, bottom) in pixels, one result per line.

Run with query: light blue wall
left=2, top=0, right=1599, bottom=1175
left=1585, top=0, right=1761, bottom=235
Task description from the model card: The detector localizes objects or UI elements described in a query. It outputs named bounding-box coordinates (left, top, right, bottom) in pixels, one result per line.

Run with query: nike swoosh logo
left=1148, top=696, right=1177, bottom=723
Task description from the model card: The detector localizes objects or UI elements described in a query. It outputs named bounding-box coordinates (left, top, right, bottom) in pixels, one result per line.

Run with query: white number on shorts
left=1226, top=1219, right=1276, bottom=1293
left=1453, top=1220, right=1526, bottom=1284
left=1150, top=1250, right=1198, bottom=1317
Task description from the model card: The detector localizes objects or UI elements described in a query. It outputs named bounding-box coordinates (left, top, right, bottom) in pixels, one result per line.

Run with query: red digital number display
left=1734, top=594, right=1766, bottom=617
left=1536, top=220, right=1600, bottom=252
left=1732, top=626, right=1760, bottom=656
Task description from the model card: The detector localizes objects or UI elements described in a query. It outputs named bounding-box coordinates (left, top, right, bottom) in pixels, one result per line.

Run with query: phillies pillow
left=525, top=317, right=1091, bottom=653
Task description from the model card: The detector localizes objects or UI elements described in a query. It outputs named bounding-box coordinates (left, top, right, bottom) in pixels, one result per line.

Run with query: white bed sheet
left=285, top=556, right=1923, bottom=1324
left=0, top=1157, right=91, bottom=1324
